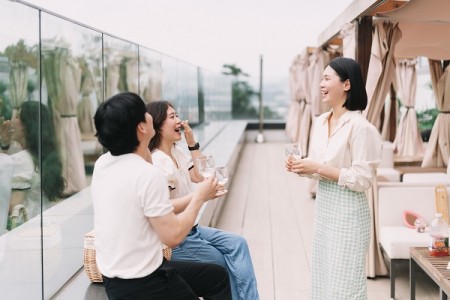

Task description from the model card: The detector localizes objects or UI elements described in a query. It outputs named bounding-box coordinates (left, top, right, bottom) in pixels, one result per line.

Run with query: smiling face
left=320, top=65, right=350, bottom=108
left=160, top=106, right=182, bottom=144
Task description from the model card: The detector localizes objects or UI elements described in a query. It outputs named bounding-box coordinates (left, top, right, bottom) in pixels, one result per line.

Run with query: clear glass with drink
left=196, top=155, right=215, bottom=179
left=285, top=143, right=302, bottom=160
left=216, top=166, right=229, bottom=185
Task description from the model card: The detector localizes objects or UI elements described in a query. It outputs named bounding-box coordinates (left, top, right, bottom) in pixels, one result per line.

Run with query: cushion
left=402, top=173, right=450, bottom=184
left=377, top=168, right=401, bottom=182
left=379, top=226, right=429, bottom=259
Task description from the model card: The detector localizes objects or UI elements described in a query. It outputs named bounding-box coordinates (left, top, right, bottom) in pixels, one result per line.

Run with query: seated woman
left=147, top=100, right=259, bottom=300
left=0, top=101, right=66, bottom=229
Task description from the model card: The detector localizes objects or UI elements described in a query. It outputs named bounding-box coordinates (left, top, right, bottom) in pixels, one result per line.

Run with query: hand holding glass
left=216, top=166, right=229, bottom=185
left=285, top=143, right=302, bottom=160
left=196, top=155, right=215, bottom=179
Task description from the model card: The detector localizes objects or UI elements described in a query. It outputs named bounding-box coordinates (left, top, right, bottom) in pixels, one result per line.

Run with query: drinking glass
left=285, top=143, right=302, bottom=160
left=196, top=155, right=215, bottom=178
left=216, top=166, right=229, bottom=185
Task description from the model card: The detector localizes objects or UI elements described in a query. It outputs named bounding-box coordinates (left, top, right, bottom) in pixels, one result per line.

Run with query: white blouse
left=151, top=145, right=194, bottom=199
left=308, top=110, right=382, bottom=192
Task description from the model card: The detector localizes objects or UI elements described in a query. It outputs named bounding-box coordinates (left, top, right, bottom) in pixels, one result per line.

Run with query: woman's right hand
left=0, top=119, right=13, bottom=145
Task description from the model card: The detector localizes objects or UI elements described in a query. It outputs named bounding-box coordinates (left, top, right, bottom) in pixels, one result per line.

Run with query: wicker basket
left=83, top=230, right=172, bottom=283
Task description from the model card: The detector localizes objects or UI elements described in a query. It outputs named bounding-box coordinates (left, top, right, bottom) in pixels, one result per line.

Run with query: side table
left=410, top=247, right=450, bottom=300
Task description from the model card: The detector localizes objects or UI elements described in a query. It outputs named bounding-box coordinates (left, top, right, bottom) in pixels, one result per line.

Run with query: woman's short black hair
left=328, top=57, right=368, bottom=111
left=146, top=100, right=174, bottom=151
left=94, top=92, right=147, bottom=156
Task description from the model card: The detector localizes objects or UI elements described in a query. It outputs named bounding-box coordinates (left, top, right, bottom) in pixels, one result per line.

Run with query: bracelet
left=188, top=142, right=200, bottom=151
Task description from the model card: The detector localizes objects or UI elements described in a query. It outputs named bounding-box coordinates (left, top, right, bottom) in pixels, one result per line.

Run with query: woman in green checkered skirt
left=286, top=57, right=382, bottom=299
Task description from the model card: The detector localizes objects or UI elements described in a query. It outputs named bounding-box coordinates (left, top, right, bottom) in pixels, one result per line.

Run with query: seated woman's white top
left=11, top=150, right=49, bottom=219
left=151, top=145, right=194, bottom=199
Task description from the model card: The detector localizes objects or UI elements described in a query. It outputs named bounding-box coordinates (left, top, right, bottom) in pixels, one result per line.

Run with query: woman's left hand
left=286, top=157, right=319, bottom=175
left=181, top=120, right=196, bottom=146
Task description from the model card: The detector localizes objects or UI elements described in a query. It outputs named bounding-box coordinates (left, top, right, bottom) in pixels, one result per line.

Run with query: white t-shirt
left=309, top=110, right=382, bottom=192
left=151, top=145, right=194, bottom=199
left=91, top=152, right=173, bottom=278
left=10, top=150, right=47, bottom=219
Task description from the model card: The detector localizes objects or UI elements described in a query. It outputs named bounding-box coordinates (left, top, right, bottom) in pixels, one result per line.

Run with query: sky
left=23, top=0, right=354, bottom=82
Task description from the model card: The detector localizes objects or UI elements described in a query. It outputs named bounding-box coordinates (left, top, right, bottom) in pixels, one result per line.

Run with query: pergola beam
left=317, top=0, right=408, bottom=48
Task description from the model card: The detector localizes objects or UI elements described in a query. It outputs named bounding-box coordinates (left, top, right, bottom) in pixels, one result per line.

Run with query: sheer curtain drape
left=364, top=22, right=402, bottom=131
left=393, top=58, right=425, bottom=158
left=422, top=60, right=450, bottom=167
left=286, top=57, right=302, bottom=142
left=295, top=51, right=310, bottom=155
left=42, top=48, right=86, bottom=194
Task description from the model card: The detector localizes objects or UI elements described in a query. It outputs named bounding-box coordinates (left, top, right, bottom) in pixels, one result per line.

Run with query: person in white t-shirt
left=91, top=92, right=232, bottom=300
left=147, top=100, right=259, bottom=300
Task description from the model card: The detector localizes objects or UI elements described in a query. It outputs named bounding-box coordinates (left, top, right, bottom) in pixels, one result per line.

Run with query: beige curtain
left=309, top=49, right=330, bottom=119
left=126, top=57, right=139, bottom=93
left=9, top=62, right=28, bottom=111
left=422, top=60, right=450, bottom=167
left=366, top=181, right=388, bottom=277
left=339, top=22, right=356, bottom=60
left=364, top=22, right=402, bottom=131
left=42, top=48, right=86, bottom=194
left=77, top=58, right=97, bottom=136
left=294, top=51, right=310, bottom=155
left=393, top=58, right=425, bottom=158
left=286, top=56, right=301, bottom=142
left=363, top=22, right=402, bottom=278
left=105, top=60, right=120, bottom=98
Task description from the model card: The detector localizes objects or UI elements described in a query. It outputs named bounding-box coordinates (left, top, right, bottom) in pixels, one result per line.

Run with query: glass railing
left=0, top=1, right=232, bottom=299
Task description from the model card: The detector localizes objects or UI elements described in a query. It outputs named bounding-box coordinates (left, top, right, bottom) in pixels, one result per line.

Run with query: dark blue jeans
left=102, top=259, right=231, bottom=300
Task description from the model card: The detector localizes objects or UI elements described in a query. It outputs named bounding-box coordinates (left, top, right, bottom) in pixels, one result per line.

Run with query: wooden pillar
left=355, top=16, right=373, bottom=85
left=388, top=84, right=397, bottom=142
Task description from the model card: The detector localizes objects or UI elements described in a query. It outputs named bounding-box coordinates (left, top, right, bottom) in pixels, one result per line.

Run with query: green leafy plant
left=222, top=64, right=258, bottom=118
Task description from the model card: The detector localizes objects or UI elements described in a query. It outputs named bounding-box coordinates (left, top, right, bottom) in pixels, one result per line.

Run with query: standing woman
left=286, top=57, right=382, bottom=299
left=147, top=100, right=259, bottom=300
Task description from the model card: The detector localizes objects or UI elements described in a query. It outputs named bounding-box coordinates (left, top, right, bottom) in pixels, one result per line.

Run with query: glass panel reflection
left=0, top=1, right=234, bottom=299
left=176, top=61, right=190, bottom=122
left=139, top=47, right=162, bottom=102
left=187, top=64, right=199, bottom=124
left=40, top=12, right=102, bottom=298
left=161, top=54, right=178, bottom=105
left=0, top=2, right=42, bottom=298
left=202, top=69, right=232, bottom=121
left=41, top=12, right=104, bottom=195
left=103, top=35, right=139, bottom=98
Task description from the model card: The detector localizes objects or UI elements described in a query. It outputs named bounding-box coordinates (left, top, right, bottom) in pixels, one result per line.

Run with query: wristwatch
left=0, top=143, right=10, bottom=151
left=188, top=142, right=200, bottom=151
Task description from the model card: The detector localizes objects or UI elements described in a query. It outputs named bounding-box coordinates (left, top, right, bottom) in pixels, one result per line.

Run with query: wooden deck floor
left=216, top=130, right=440, bottom=300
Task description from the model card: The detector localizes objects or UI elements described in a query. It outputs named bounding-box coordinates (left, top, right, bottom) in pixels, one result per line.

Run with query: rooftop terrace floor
left=216, top=130, right=440, bottom=300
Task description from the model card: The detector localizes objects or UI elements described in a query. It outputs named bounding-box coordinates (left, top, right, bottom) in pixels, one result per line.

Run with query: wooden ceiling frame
left=317, top=0, right=409, bottom=49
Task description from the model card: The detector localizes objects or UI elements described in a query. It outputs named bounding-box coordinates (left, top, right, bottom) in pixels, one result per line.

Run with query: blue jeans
left=171, top=225, right=259, bottom=300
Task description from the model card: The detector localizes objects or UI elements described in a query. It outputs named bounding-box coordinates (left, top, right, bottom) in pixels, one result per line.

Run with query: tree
left=222, top=64, right=257, bottom=118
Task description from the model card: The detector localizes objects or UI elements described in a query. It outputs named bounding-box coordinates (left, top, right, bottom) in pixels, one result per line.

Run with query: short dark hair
left=328, top=57, right=368, bottom=111
left=94, top=92, right=147, bottom=156
left=146, top=100, right=174, bottom=151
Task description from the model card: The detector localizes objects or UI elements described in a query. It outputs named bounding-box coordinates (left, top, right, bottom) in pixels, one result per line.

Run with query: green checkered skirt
left=311, top=180, right=370, bottom=300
